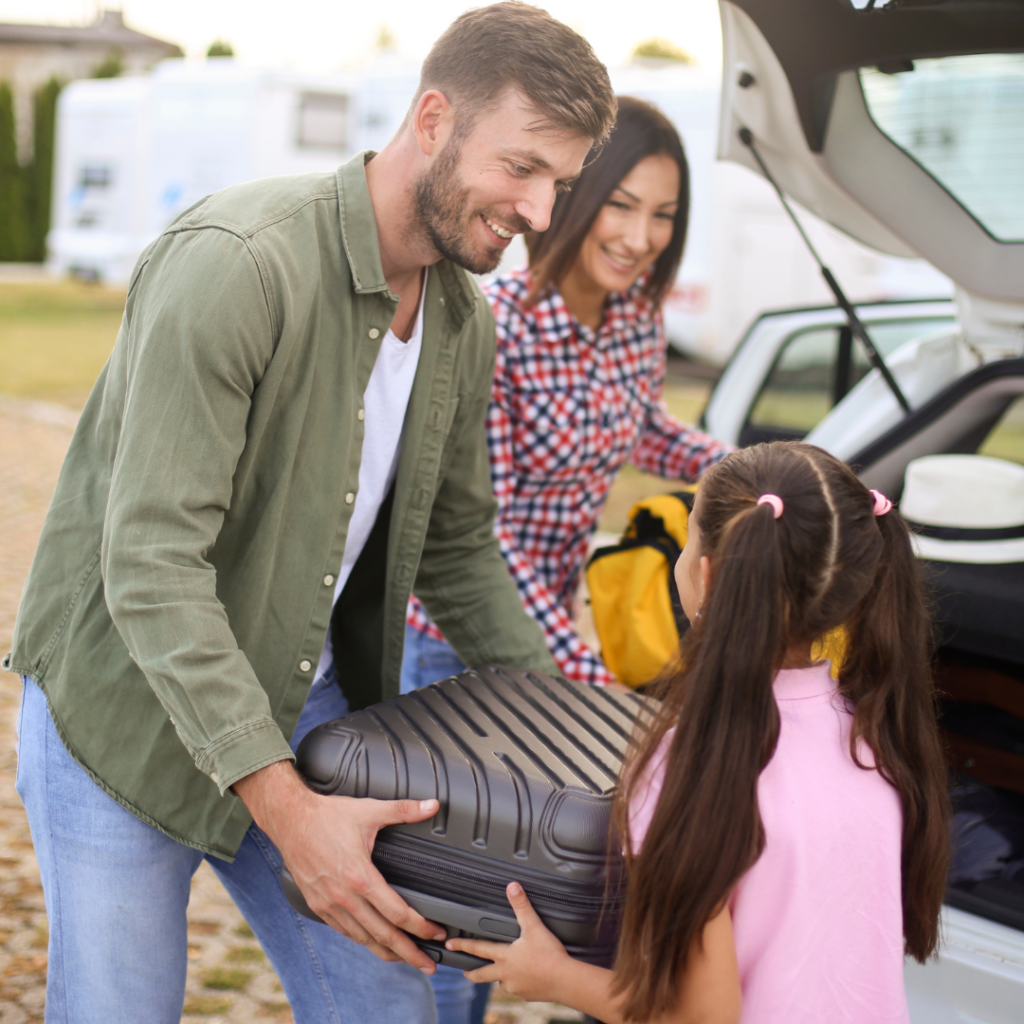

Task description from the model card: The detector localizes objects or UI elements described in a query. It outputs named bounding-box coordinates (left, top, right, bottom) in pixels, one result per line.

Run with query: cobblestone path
left=0, top=397, right=582, bottom=1024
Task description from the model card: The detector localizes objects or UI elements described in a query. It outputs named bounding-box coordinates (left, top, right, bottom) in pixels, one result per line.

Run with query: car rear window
left=860, top=54, right=1024, bottom=243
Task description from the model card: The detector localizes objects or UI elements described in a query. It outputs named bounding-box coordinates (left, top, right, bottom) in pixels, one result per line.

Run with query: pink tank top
left=628, top=662, right=909, bottom=1023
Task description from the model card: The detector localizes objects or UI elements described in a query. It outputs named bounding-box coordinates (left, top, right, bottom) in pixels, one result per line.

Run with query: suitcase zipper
left=372, top=843, right=621, bottom=914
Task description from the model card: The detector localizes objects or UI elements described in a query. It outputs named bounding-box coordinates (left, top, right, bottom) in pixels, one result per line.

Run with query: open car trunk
left=716, top=0, right=1024, bottom=950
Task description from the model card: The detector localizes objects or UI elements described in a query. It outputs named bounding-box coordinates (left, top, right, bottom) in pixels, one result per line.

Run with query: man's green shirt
left=3, top=152, right=556, bottom=859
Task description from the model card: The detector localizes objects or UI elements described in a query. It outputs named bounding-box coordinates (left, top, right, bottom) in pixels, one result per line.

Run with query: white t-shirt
left=314, top=270, right=427, bottom=682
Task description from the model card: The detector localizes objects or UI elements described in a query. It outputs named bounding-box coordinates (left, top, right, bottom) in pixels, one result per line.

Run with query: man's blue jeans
left=400, top=625, right=492, bottom=1024
left=15, top=673, right=436, bottom=1024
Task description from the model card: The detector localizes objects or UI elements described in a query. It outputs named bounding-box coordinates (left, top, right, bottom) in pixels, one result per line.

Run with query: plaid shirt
left=408, top=266, right=730, bottom=685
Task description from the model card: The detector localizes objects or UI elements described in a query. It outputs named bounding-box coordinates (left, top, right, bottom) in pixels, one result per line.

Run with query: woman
left=402, top=97, right=731, bottom=1023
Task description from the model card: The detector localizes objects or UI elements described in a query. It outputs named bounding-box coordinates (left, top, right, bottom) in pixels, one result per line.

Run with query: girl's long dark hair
left=524, top=95, right=689, bottom=307
left=611, top=442, right=950, bottom=1022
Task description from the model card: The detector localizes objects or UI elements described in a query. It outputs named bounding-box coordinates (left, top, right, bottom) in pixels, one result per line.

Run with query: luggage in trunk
left=280, top=665, right=649, bottom=969
left=925, top=560, right=1024, bottom=670
left=938, top=652, right=1024, bottom=931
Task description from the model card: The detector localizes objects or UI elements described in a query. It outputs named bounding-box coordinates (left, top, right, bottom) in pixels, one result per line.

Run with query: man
left=4, top=5, right=616, bottom=1022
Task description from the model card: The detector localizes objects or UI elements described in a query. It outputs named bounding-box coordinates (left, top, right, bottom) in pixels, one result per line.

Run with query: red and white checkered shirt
left=407, top=266, right=730, bottom=685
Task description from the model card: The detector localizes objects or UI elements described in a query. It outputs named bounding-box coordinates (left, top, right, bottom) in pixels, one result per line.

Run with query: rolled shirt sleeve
left=628, top=330, right=734, bottom=481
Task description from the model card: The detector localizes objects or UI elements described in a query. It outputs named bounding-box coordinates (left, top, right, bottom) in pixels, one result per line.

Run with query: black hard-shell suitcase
left=280, top=665, right=648, bottom=969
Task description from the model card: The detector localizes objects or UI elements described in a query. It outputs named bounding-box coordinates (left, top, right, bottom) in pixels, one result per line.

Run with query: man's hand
left=233, top=760, right=444, bottom=972
left=446, top=882, right=573, bottom=1001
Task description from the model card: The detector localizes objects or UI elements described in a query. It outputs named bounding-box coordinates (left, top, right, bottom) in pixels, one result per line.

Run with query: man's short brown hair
left=418, top=2, right=616, bottom=143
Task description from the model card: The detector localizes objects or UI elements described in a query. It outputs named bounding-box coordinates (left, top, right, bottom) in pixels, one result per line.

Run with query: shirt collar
left=336, top=151, right=477, bottom=325
left=525, top=269, right=652, bottom=345
left=773, top=661, right=837, bottom=700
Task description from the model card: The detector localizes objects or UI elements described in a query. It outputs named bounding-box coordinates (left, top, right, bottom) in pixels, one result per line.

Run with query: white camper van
left=48, top=59, right=374, bottom=285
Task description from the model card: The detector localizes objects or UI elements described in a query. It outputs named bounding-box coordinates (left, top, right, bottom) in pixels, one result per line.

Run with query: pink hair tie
left=870, top=489, right=893, bottom=517
left=757, top=494, right=784, bottom=519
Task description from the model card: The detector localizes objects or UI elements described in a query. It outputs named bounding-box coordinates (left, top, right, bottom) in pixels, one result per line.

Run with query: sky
left=0, top=0, right=724, bottom=74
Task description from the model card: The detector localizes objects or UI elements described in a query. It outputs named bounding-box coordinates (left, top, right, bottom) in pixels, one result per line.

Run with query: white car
left=707, top=3, right=1024, bottom=1021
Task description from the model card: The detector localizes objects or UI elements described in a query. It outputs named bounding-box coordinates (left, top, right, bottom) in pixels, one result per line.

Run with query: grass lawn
left=0, top=281, right=126, bottom=409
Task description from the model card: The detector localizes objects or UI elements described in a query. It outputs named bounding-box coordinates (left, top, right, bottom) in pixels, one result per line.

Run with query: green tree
left=631, top=38, right=693, bottom=64
left=0, top=81, right=26, bottom=261
left=93, top=50, right=123, bottom=79
left=24, top=78, right=62, bottom=262
left=207, top=39, right=234, bottom=58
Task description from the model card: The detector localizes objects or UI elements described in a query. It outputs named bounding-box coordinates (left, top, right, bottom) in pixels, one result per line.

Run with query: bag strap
left=671, top=490, right=696, bottom=512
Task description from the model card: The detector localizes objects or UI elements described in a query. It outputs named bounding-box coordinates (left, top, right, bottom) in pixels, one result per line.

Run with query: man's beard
left=413, top=133, right=510, bottom=276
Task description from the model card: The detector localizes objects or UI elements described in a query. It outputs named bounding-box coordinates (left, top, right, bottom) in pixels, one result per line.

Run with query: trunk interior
left=940, top=647, right=1024, bottom=932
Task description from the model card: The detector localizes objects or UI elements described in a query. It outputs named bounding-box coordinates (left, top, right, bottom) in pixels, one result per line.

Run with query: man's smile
left=483, top=215, right=516, bottom=241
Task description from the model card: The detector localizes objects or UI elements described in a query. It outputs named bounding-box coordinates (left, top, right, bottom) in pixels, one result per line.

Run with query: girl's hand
left=445, top=882, right=574, bottom=1002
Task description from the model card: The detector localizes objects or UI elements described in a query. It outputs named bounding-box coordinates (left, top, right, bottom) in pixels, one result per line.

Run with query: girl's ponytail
left=612, top=500, right=788, bottom=1022
left=840, top=508, right=950, bottom=961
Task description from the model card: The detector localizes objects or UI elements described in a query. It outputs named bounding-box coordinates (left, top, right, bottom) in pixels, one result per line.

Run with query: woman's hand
left=446, top=882, right=575, bottom=1002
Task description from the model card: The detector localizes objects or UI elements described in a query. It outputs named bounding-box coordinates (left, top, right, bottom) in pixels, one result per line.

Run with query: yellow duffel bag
left=586, top=491, right=695, bottom=688
left=586, top=488, right=846, bottom=688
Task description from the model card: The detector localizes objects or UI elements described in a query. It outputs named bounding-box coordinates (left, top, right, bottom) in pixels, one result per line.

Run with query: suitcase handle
left=391, top=885, right=521, bottom=942
left=279, top=868, right=514, bottom=969
left=416, top=938, right=494, bottom=972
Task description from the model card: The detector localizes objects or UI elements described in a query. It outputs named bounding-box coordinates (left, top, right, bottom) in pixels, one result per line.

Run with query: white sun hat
left=901, top=454, right=1024, bottom=564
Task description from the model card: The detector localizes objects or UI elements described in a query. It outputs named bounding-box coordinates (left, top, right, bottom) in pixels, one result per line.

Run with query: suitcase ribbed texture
left=282, top=666, right=649, bottom=966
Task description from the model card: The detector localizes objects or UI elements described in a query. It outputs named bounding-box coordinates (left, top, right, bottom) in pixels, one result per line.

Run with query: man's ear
left=411, top=89, right=454, bottom=158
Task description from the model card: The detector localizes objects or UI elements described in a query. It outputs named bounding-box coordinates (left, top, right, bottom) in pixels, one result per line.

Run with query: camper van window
left=79, top=165, right=112, bottom=189
left=860, top=54, right=1024, bottom=243
left=298, top=93, right=348, bottom=151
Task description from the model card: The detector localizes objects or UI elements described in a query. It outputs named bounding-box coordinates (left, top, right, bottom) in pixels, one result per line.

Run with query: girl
left=404, top=96, right=730, bottom=697
left=448, top=442, right=950, bottom=1023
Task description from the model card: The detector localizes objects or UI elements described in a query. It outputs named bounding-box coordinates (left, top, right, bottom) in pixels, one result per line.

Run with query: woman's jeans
left=400, top=624, right=492, bottom=1024
left=14, top=671, right=436, bottom=1024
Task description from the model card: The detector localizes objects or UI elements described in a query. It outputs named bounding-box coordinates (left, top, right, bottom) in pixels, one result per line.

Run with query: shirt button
left=368, top=327, right=380, bottom=339
left=357, top=408, right=365, bottom=421
left=345, top=492, right=355, bottom=504
left=299, top=659, right=312, bottom=673
left=323, top=574, right=335, bottom=586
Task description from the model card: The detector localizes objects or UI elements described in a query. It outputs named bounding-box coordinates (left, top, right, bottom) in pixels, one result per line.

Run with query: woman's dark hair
left=611, top=442, right=950, bottom=1022
left=524, top=95, right=689, bottom=307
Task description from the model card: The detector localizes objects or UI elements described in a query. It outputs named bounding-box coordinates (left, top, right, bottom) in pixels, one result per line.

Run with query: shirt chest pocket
left=512, top=385, right=632, bottom=482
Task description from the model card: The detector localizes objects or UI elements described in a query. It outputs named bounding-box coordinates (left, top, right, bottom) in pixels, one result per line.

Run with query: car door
left=702, top=299, right=957, bottom=447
